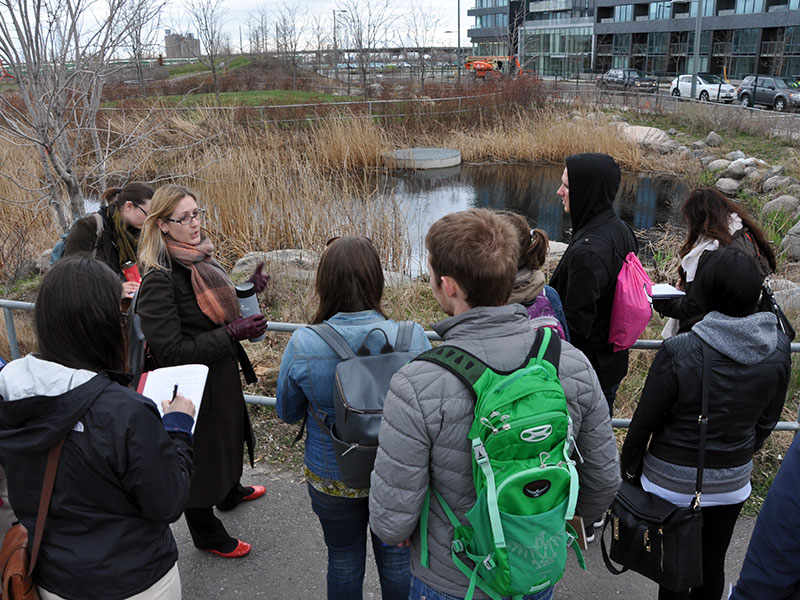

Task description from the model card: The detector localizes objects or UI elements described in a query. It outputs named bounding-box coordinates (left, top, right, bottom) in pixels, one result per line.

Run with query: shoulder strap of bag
left=394, top=321, right=415, bottom=352
left=309, top=323, right=357, bottom=360
left=91, top=212, right=103, bottom=259
left=693, top=337, right=710, bottom=507
left=28, top=437, right=66, bottom=576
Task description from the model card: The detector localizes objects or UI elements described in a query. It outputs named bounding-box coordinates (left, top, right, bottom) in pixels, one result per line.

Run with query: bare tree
left=338, top=0, right=394, bottom=98
left=0, top=0, right=154, bottom=225
left=248, top=7, right=270, bottom=56
left=121, top=0, right=167, bottom=95
left=403, top=1, right=442, bottom=94
left=184, top=0, right=228, bottom=104
left=275, top=1, right=306, bottom=90
left=308, top=14, right=330, bottom=74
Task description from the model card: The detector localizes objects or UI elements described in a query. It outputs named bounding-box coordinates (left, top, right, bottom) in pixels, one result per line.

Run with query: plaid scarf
left=165, top=235, right=240, bottom=325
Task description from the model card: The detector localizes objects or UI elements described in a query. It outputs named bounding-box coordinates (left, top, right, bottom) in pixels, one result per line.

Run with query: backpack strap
left=309, top=323, right=357, bottom=360
left=28, top=437, right=66, bottom=576
left=394, top=321, right=415, bottom=352
left=91, top=212, right=103, bottom=259
left=413, top=346, right=488, bottom=400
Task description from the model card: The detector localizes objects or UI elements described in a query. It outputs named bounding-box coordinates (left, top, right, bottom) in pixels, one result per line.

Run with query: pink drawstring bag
left=609, top=252, right=653, bottom=352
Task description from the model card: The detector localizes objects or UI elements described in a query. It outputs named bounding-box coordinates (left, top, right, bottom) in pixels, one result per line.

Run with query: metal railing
left=2, top=299, right=798, bottom=431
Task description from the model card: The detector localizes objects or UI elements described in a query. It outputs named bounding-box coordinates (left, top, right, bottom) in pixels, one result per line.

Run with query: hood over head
left=0, top=355, right=100, bottom=453
left=565, top=153, right=621, bottom=232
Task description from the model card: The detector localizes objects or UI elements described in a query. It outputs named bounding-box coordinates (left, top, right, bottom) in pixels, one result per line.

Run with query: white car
left=669, top=73, right=737, bottom=103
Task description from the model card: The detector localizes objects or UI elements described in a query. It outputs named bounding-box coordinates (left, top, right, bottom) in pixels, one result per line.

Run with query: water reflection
left=384, top=163, right=687, bottom=274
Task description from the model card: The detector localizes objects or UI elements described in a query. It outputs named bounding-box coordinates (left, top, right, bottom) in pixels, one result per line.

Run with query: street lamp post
left=457, top=0, right=462, bottom=83
left=333, top=9, right=347, bottom=82
left=670, top=0, right=703, bottom=99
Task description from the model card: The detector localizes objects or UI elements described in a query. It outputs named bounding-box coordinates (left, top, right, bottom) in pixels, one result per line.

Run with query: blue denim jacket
left=276, top=310, right=431, bottom=480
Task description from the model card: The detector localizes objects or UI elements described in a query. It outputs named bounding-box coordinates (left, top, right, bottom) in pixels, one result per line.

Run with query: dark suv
left=737, top=75, right=800, bottom=111
left=597, top=68, right=659, bottom=93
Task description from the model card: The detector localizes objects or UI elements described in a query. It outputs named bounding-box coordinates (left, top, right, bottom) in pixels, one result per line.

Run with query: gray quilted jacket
left=369, top=304, right=620, bottom=598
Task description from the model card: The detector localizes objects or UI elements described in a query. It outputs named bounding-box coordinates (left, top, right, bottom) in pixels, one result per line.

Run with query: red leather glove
left=248, top=262, right=270, bottom=294
left=226, top=314, right=267, bottom=341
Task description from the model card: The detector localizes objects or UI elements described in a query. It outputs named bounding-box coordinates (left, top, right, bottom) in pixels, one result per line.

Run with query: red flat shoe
left=240, top=485, right=266, bottom=502
left=206, top=540, right=251, bottom=558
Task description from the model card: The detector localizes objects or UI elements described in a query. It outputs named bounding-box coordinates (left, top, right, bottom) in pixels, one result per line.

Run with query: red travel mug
left=122, top=261, right=141, bottom=284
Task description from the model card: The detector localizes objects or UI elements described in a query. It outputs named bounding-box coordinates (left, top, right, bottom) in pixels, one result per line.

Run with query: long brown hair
left=311, top=236, right=386, bottom=324
left=498, top=211, right=549, bottom=271
left=138, top=184, right=198, bottom=274
left=679, top=187, right=776, bottom=272
left=35, top=256, right=126, bottom=372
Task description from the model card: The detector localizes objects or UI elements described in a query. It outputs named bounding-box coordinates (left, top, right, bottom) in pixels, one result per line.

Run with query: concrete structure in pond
left=385, top=148, right=462, bottom=169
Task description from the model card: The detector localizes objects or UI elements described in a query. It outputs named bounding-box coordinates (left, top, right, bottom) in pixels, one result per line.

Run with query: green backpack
left=416, top=327, right=585, bottom=600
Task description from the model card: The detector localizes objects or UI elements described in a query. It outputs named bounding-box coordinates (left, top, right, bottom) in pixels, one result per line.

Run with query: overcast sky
left=166, top=0, right=470, bottom=50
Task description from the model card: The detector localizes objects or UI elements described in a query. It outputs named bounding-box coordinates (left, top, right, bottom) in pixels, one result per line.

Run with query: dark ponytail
left=102, top=182, right=154, bottom=210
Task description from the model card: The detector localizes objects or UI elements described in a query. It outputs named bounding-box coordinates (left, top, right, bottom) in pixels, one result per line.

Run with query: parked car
left=737, top=75, right=800, bottom=111
left=597, top=68, right=659, bottom=93
left=669, top=73, right=737, bottom=103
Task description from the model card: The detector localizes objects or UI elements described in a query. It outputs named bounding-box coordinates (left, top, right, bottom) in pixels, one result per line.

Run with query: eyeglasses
left=137, top=205, right=149, bottom=217
left=165, top=208, right=205, bottom=226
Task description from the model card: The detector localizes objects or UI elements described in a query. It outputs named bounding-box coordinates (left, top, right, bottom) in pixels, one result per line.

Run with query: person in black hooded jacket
left=549, top=153, right=637, bottom=414
left=0, top=256, right=195, bottom=600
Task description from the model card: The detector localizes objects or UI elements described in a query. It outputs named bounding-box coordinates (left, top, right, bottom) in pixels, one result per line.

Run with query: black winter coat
left=137, top=262, right=255, bottom=507
left=64, top=206, right=122, bottom=276
left=0, top=371, right=193, bottom=600
left=550, top=154, right=637, bottom=390
left=621, top=329, right=790, bottom=478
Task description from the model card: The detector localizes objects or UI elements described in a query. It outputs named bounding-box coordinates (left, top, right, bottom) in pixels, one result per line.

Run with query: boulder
left=548, top=241, right=568, bottom=260
left=788, top=184, right=800, bottom=197
left=232, top=249, right=320, bottom=278
left=667, top=128, right=678, bottom=135
left=618, top=125, right=671, bottom=148
left=609, top=114, right=627, bottom=122
left=762, top=195, right=800, bottom=216
left=707, top=159, right=731, bottom=171
left=745, top=169, right=767, bottom=185
left=691, top=141, right=708, bottom=150
left=704, top=131, right=723, bottom=147
left=659, top=140, right=681, bottom=154
left=36, top=249, right=52, bottom=274
left=725, top=150, right=746, bottom=161
left=774, top=286, right=800, bottom=311
left=720, top=162, right=747, bottom=180
left=715, top=178, right=740, bottom=196
left=700, top=155, right=719, bottom=168
left=763, top=176, right=797, bottom=194
left=769, top=278, right=796, bottom=292
left=367, top=83, right=384, bottom=97
left=780, top=220, right=800, bottom=261
left=765, top=165, right=786, bottom=179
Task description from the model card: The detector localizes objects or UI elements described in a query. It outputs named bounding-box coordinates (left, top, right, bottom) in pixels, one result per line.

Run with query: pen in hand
left=171, top=384, right=178, bottom=404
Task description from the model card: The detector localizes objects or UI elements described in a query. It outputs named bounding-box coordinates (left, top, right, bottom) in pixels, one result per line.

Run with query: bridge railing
left=2, top=299, right=798, bottom=431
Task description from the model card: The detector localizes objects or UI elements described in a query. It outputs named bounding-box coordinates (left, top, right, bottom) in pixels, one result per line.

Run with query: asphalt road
left=173, top=464, right=755, bottom=599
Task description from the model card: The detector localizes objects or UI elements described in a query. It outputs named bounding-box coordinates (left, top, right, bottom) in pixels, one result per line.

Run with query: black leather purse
left=601, top=339, right=711, bottom=593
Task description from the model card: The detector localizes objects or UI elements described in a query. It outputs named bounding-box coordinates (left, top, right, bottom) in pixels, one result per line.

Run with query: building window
left=735, top=0, right=764, bottom=13
left=614, top=4, right=633, bottom=21
left=649, top=1, right=671, bottom=19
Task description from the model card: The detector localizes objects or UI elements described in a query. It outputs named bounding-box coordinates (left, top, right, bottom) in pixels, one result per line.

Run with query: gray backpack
left=308, top=322, right=416, bottom=488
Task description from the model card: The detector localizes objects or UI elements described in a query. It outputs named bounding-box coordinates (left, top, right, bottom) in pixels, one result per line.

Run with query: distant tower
left=164, top=30, right=201, bottom=59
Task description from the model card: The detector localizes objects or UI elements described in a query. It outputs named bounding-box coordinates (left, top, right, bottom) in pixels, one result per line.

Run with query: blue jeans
left=308, top=483, right=410, bottom=600
left=409, top=575, right=554, bottom=600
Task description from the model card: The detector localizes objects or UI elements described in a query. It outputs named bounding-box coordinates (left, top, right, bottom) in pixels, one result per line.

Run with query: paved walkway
left=174, top=464, right=755, bottom=599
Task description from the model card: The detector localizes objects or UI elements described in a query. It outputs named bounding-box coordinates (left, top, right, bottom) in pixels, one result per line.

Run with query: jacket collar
left=432, top=304, right=532, bottom=341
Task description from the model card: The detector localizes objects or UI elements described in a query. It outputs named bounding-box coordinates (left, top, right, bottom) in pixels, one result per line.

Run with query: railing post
left=3, top=307, right=20, bottom=360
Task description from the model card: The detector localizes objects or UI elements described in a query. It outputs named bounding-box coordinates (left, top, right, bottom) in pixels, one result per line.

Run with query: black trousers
left=658, top=501, right=745, bottom=600
left=184, top=484, right=245, bottom=551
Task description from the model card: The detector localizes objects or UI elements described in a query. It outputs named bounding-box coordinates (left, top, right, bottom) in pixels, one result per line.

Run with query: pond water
left=383, top=163, right=688, bottom=275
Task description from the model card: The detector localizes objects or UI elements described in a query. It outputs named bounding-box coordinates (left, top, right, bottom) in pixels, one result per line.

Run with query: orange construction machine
left=464, top=55, right=526, bottom=79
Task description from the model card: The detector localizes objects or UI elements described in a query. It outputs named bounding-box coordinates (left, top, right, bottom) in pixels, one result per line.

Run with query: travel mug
left=121, top=261, right=141, bottom=284
left=235, top=281, right=265, bottom=342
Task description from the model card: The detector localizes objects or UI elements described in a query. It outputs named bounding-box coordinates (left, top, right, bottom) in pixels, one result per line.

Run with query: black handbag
left=758, top=282, right=796, bottom=341
left=601, top=339, right=712, bottom=593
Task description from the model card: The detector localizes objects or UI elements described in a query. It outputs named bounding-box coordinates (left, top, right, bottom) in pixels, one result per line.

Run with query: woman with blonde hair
left=137, top=184, right=269, bottom=558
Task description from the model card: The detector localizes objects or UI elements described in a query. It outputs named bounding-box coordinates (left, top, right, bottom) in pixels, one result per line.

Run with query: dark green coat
left=137, top=262, right=254, bottom=507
